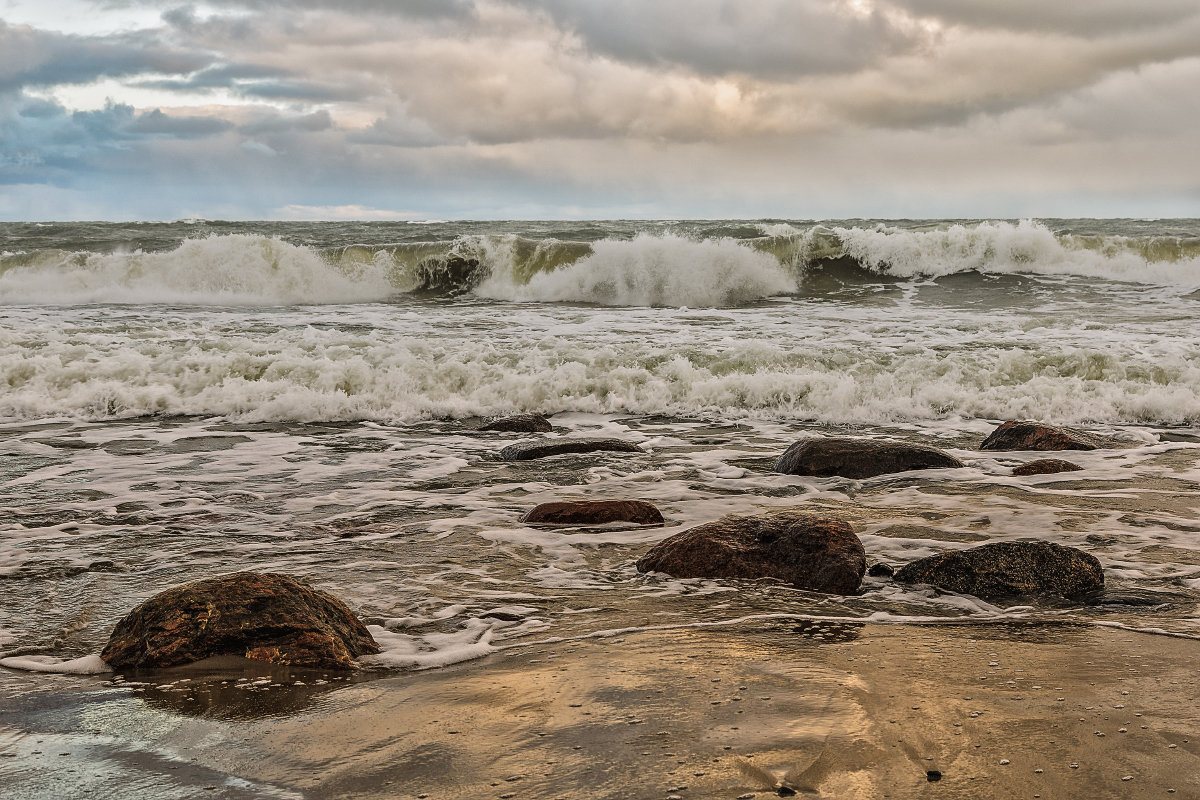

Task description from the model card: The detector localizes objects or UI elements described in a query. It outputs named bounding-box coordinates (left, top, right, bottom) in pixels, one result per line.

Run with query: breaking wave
left=0, top=220, right=1197, bottom=307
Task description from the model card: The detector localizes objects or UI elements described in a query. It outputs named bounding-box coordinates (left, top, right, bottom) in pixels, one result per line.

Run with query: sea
left=1, top=217, right=1199, bottom=681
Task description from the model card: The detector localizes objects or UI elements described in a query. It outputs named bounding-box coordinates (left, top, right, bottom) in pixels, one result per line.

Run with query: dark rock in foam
left=636, top=511, right=866, bottom=595
left=1012, top=458, right=1084, bottom=476
left=893, top=541, right=1104, bottom=601
left=499, top=437, right=643, bottom=461
left=101, top=572, right=380, bottom=670
left=479, top=414, right=553, bottom=433
left=773, top=437, right=964, bottom=479
left=521, top=499, right=664, bottom=526
left=980, top=421, right=1099, bottom=452
left=867, top=562, right=895, bottom=578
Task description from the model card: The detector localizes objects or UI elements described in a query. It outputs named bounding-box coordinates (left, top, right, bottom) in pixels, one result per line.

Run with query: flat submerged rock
left=1012, top=458, right=1084, bottom=476
left=478, top=414, right=554, bottom=433
left=499, top=437, right=643, bottom=461
left=521, top=499, right=664, bottom=526
left=773, top=437, right=964, bottom=479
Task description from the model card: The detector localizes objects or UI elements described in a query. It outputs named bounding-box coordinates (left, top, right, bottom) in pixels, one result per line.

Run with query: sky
left=1, top=0, right=1199, bottom=221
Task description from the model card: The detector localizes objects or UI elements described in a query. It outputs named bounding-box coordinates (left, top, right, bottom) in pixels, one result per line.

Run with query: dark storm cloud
left=0, top=21, right=211, bottom=92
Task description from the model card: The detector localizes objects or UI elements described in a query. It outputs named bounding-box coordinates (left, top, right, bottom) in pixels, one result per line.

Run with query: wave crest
left=475, top=233, right=796, bottom=306
left=0, top=235, right=397, bottom=306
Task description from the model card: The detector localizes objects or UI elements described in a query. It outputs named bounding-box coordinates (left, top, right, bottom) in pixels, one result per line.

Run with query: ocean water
left=1, top=218, right=1199, bottom=679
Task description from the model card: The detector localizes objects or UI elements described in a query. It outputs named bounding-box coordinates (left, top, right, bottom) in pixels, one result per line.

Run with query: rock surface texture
left=101, top=572, right=380, bottom=670
left=773, top=437, right=964, bottom=479
left=1012, top=459, right=1084, bottom=476
left=980, top=421, right=1099, bottom=451
left=499, top=438, right=643, bottom=461
left=893, top=541, right=1104, bottom=601
left=479, top=414, right=553, bottom=433
left=635, top=511, right=866, bottom=595
left=521, top=499, right=664, bottom=526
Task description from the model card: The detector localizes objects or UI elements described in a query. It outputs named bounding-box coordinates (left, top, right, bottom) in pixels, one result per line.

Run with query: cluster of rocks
left=92, top=418, right=1108, bottom=672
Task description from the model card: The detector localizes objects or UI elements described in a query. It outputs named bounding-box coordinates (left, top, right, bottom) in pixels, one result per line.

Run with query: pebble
left=999, top=759, right=1010, bottom=766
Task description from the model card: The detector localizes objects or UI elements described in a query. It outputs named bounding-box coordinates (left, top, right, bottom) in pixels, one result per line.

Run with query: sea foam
left=0, top=234, right=396, bottom=306
left=475, top=233, right=796, bottom=306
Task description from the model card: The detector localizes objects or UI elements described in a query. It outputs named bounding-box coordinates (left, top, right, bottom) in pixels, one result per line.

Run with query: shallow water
left=0, top=218, right=1198, bottom=681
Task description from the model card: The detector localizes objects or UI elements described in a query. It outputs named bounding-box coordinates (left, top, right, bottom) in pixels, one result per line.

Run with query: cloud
left=520, top=0, right=928, bottom=77
left=1, top=0, right=1198, bottom=219
left=893, top=0, right=1200, bottom=35
left=0, top=21, right=211, bottom=93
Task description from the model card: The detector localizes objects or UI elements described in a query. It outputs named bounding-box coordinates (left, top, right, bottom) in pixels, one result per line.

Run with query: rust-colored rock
left=479, top=414, right=553, bottom=433
left=499, top=437, right=643, bottom=461
left=774, top=437, right=963, bottom=479
left=894, top=541, right=1103, bottom=601
left=100, top=573, right=380, bottom=670
left=635, top=512, right=865, bottom=595
left=521, top=499, right=664, bottom=526
left=980, top=421, right=1098, bottom=452
left=1012, top=459, right=1084, bottom=476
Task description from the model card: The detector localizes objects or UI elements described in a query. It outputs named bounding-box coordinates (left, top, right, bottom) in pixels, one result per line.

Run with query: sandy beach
left=3, top=621, right=1197, bottom=799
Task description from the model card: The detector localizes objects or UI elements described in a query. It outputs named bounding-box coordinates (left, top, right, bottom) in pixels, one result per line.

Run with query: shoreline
left=3, top=621, right=1198, bottom=799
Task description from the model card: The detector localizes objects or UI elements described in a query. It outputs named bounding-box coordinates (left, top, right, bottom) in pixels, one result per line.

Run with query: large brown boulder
left=521, top=499, right=664, bottom=526
left=101, top=573, right=380, bottom=670
left=773, top=437, right=963, bottom=479
left=1012, top=458, right=1083, bottom=476
left=893, top=541, right=1103, bottom=601
left=980, top=421, right=1098, bottom=451
left=635, top=512, right=866, bottom=595
left=479, top=414, right=553, bottom=433
left=499, top=438, right=643, bottom=461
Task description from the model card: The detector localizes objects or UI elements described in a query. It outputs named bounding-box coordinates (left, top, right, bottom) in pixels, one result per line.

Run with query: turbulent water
left=1, top=218, right=1199, bottom=679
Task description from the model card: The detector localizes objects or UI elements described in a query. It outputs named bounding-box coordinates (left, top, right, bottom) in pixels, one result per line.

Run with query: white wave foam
left=475, top=233, right=796, bottom=307
left=831, top=219, right=1200, bottom=285
left=0, top=235, right=397, bottom=306
left=0, top=653, right=111, bottom=674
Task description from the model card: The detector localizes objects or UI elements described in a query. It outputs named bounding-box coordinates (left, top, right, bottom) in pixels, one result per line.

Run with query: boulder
left=521, top=499, right=664, bottom=526
left=893, top=541, right=1103, bottom=601
left=499, top=438, right=643, bottom=461
left=867, top=562, right=895, bottom=578
left=101, top=573, right=380, bottom=670
left=980, top=421, right=1098, bottom=452
left=1012, top=459, right=1083, bottom=476
left=635, top=512, right=865, bottom=595
left=479, top=414, right=553, bottom=433
left=773, top=437, right=963, bottom=479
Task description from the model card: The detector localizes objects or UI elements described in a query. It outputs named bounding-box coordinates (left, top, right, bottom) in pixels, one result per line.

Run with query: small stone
left=999, top=759, right=1010, bottom=766
left=926, top=770, right=942, bottom=782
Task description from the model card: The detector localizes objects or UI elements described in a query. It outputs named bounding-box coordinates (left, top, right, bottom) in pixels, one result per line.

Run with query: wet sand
left=2, top=621, right=1198, bottom=799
